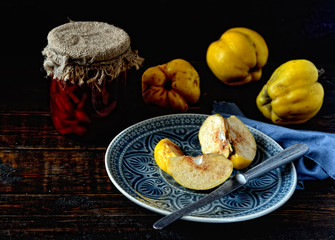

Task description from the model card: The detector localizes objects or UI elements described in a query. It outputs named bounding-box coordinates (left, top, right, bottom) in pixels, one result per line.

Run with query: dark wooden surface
left=1, top=0, right=335, bottom=239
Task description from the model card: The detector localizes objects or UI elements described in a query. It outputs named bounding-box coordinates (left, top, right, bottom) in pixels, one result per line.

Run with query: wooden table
left=1, top=57, right=335, bottom=239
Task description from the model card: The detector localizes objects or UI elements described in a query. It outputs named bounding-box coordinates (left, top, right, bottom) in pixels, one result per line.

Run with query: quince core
left=199, top=115, right=257, bottom=169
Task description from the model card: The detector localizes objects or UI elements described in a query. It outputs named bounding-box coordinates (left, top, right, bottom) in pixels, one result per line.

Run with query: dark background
left=2, top=0, right=334, bottom=63
left=1, top=0, right=335, bottom=132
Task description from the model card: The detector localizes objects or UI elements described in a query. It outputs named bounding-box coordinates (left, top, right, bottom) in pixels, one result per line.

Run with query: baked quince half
left=199, top=114, right=257, bottom=169
left=154, top=138, right=233, bottom=190
left=167, top=153, right=233, bottom=190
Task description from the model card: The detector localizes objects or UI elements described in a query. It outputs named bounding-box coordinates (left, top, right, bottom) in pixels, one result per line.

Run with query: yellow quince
left=142, top=59, right=200, bottom=112
left=256, top=59, right=324, bottom=124
left=206, top=27, right=268, bottom=86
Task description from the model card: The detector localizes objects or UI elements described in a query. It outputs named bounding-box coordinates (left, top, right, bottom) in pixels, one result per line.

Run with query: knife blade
left=153, top=143, right=309, bottom=229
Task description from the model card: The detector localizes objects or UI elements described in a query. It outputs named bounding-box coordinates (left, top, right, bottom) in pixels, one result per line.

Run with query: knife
left=153, top=143, right=309, bottom=229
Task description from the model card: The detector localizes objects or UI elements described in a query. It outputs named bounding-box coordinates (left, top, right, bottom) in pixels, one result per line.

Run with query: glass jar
left=42, top=21, right=143, bottom=136
left=49, top=71, right=126, bottom=136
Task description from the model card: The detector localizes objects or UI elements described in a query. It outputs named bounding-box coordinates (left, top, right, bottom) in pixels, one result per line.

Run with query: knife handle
left=241, top=143, right=309, bottom=183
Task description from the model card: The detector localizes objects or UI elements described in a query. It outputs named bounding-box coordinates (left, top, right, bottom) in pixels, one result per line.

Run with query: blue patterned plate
left=105, top=114, right=297, bottom=223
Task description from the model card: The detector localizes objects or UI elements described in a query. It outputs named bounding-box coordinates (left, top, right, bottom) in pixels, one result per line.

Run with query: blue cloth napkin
left=212, top=101, right=335, bottom=189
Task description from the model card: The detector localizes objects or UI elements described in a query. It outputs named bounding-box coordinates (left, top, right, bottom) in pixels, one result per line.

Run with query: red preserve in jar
left=42, top=21, right=143, bottom=136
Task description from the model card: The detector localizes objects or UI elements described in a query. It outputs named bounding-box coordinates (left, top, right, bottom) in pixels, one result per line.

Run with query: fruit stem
left=318, top=68, right=325, bottom=77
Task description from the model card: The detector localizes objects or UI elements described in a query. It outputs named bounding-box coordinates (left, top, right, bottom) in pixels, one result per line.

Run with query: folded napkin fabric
left=212, top=101, right=335, bottom=189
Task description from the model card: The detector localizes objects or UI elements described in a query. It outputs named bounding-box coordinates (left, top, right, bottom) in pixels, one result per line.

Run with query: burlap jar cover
left=42, top=21, right=144, bottom=136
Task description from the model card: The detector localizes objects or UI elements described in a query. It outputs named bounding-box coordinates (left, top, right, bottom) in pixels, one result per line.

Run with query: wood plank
left=0, top=111, right=120, bottom=149
left=0, top=109, right=174, bottom=150
left=0, top=211, right=334, bottom=239
left=0, top=187, right=334, bottom=223
left=0, top=194, right=154, bottom=217
left=0, top=150, right=111, bottom=194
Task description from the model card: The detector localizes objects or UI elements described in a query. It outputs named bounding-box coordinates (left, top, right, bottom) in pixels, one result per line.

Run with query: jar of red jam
left=42, top=21, right=143, bottom=136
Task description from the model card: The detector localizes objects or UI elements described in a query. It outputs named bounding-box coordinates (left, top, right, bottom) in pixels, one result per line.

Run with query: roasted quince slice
left=167, top=153, right=233, bottom=190
left=154, top=138, right=184, bottom=173
left=198, top=114, right=233, bottom=158
left=199, top=114, right=257, bottom=169
left=226, top=116, right=257, bottom=169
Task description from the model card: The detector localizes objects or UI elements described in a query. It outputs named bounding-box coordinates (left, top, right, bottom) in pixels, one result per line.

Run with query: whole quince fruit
left=256, top=59, right=324, bottom=125
left=142, top=59, right=200, bottom=112
left=206, top=27, right=268, bottom=86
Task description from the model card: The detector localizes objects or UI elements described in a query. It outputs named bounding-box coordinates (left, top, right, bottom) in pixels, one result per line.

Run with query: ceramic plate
left=105, top=114, right=297, bottom=223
